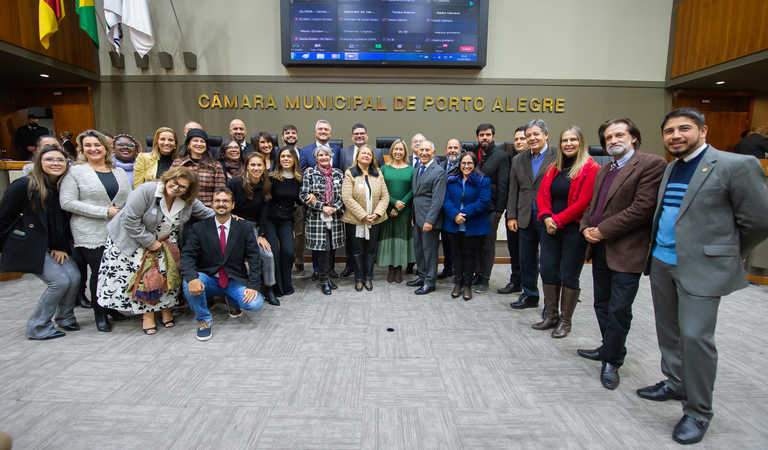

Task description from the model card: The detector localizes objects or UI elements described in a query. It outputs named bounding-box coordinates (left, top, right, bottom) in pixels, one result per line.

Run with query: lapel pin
left=702, top=168, right=707, bottom=172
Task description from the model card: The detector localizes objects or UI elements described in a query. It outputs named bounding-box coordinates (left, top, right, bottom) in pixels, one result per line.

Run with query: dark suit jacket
left=645, top=147, right=768, bottom=296
left=473, top=141, right=510, bottom=213
left=506, top=145, right=558, bottom=228
left=299, top=142, right=342, bottom=172
left=335, top=145, right=385, bottom=171
left=412, top=159, right=447, bottom=229
left=580, top=150, right=666, bottom=273
left=439, top=158, right=460, bottom=177
left=180, top=216, right=262, bottom=289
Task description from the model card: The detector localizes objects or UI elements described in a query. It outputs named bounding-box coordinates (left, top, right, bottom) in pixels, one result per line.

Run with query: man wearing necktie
left=407, top=140, right=447, bottom=295
left=181, top=187, right=263, bottom=341
left=577, top=117, right=666, bottom=390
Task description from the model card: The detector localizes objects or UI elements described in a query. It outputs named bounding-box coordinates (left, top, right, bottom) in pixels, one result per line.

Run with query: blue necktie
left=419, top=165, right=425, bottom=177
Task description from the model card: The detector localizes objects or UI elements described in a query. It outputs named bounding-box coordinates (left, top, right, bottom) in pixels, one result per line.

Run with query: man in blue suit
left=299, top=120, right=341, bottom=172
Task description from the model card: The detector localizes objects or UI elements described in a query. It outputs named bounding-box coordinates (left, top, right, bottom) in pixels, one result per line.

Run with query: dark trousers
left=315, top=228, right=336, bottom=282
left=344, top=223, right=355, bottom=271
left=413, top=225, right=440, bottom=288
left=519, top=214, right=544, bottom=297
left=351, top=223, right=381, bottom=283
left=650, top=256, right=720, bottom=422
left=264, top=218, right=295, bottom=296
left=539, top=222, right=588, bottom=290
left=505, top=225, right=521, bottom=285
left=440, top=229, right=453, bottom=271
left=448, top=231, right=483, bottom=287
left=73, top=246, right=106, bottom=319
left=478, top=211, right=500, bottom=279
left=591, top=245, right=640, bottom=367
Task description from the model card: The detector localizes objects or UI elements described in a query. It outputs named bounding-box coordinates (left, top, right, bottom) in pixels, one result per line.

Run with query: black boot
left=93, top=306, right=111, bottom=332
left=77, top=293, right=92, bottom=308
left=263, top=286, right=281, bottom=306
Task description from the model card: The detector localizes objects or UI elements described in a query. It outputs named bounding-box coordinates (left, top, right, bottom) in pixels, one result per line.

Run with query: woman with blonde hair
left=134, top=127, right=179, bottom=187
left=60, top=129, right=132, bottom=332
left=376, top=139, right=415, bottom=283
left=342, top=145, right=389, bottom=291
left=533, top=125, right=599, bottom=338
left=98, top=166, right=213, bottom=334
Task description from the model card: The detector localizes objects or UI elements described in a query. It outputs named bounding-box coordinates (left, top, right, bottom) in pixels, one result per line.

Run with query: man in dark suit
left=498, top=126, right=528, bottom=294
left=299, top=120, right=341, bottom=172
left=577, top=117, right=667, bottom=391
left=335, top=123, right=386, bottom=279
left=181, top=187, right=263, bottom=341
left=407, top=140, right=447, bottom=295
left=471, top=123, right=510, bottom=294
left=506, top=119, right=557, bottom=311
left=437, top=138, right=462, bottom=279
left=16, top=114, right=50, bottom=160
left=228, top=119, right=255, bottom=156
left=299, top=120, right=342, bottom=279
left=60, top=131, right=76, bottom=159
left=640, top=108, right=768, bottom=445
left=733, top=126, right=768, bottom=159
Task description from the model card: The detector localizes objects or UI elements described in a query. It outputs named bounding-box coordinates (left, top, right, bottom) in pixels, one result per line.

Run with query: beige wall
left=95, top=0, right=672, bottom=82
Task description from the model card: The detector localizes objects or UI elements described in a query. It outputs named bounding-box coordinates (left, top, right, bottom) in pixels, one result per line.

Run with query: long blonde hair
left=75, top=130, right=116, bottom=168
left=151, top=127, right=179, bottom=159
left=550, top=125, right=591, bottom=179
left=351, top=144, right=379, bottom=171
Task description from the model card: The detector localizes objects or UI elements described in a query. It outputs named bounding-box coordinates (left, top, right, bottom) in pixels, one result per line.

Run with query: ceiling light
left=40, top=73, right=49, bottom=78
left=716, top=81, right=725, bottom=85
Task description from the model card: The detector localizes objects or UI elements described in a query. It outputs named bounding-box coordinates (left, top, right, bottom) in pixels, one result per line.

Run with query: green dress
left=377, top=164, right=416, bottom=267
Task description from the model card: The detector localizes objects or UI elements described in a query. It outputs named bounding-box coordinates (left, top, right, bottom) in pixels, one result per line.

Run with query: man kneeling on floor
left=181, top=187, right=263, bottom=341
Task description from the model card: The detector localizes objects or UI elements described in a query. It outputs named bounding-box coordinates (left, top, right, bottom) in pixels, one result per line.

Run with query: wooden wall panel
left=0, top=0, right=96, bottom=72
left=52, top=103, right=95, bottom=145
left=672, top=0, right=768, bottom=78
left=0, top=102, right=24, bottom=160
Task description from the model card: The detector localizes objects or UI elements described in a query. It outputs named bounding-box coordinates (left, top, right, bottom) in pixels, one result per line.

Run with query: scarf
left=224, top=159, right=243, bottom=178
left=115, top=159, right=135, bottom=180
left=355, top=175, right=373, bottom=240
left=318, top=164, right=334, bottom=206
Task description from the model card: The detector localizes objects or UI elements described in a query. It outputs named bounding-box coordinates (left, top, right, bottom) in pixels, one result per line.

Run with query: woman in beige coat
left=342, top=145, right=389, bottom=291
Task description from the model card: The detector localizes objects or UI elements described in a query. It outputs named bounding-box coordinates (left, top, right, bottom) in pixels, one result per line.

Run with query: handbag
left=127, top=236, right=180, bottom=305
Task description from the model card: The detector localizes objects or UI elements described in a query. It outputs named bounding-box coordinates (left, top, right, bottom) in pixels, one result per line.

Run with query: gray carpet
left=1, top=265, right=766, bottom=449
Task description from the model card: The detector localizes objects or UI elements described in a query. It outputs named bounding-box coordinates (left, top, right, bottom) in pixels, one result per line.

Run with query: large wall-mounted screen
left=281, top=0, right=488, bottom=68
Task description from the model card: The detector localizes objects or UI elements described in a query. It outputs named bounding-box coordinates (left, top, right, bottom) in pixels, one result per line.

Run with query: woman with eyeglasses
left=442, top=151, right=491, bottom=301
left=533, top=125, right=599, bottom=338
left=134, top=127, right=179, bottom=188
left=228, top=152, right=280, bottom=306
left=60, top=130, right=132, bottom=332
left=217, top=138, right=245, bottom=180
left=0, top=146, right=80, bottom=340
left=97, top=166, right=213, bottom=334
left=170, top=129, right=226, bottom=207
left=112, top=134, right=141, bottom=182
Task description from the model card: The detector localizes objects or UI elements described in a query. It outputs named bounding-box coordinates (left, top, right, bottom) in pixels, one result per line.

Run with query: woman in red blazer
left=534, top=126, right=599, bottom=338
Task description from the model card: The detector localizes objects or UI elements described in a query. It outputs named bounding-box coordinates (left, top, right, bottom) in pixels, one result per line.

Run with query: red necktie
left=218, top=225, right=229, bottom=288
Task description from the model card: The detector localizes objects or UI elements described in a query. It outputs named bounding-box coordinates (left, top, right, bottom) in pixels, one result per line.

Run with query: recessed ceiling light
left=40, top=73, right=49, bottom=78
left=716, top=81, right=725, bottom=85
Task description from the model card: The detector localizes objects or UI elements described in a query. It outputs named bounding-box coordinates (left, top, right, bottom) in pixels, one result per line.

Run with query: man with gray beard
left=577, top=118, right=666, bottom=390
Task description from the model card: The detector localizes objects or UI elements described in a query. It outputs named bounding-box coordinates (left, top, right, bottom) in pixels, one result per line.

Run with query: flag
left=75, top=0, right=99, bottom=47
left=104, top=0, right=154, bottom=57
left=39, top=0, right=65, bottom=49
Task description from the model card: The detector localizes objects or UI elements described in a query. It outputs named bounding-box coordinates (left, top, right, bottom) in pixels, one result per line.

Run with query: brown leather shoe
left=387, top=266, right=395, bottom=283
left=296, top=263, right=305, bottom=275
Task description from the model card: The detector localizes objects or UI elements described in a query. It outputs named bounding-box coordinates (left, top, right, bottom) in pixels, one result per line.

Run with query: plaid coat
left=300, top=166, right=345, bottom=251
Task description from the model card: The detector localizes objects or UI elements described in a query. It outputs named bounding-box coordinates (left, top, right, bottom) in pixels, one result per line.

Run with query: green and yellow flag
left=75, top=0, right=99, bottom=47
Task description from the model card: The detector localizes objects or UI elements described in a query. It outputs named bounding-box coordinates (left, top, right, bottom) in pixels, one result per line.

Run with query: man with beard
left=471, top=123, right=510, bottom=293
left=498, top=126, right=528, bottom=294
left=181, top=187, right=264, bottom=341
left=577, top=117, right=666, bottom=390
left=228, top=119, right=254, bottom=156
left=640, top=108, right=768, bottom=445
left=16, top=114, right=50, bottom=160
left=282, top=124, right=307, bottom=275
left=437, top=138, right=462, bottom=279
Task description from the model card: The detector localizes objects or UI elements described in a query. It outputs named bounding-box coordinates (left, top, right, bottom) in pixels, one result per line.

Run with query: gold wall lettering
left=199, top=93, right=565, bottom=113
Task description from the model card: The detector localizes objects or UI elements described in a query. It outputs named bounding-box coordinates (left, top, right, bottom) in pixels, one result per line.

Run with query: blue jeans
left=183, top=273, right=264, bottom=323
left=519, top=213, right=544, bottom=297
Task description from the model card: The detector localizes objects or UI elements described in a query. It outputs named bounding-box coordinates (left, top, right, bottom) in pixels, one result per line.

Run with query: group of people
left=3, top=107, right=768, bottom=445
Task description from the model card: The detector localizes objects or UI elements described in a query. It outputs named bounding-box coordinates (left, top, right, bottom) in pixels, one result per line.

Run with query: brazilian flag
left=76, top=0, right=98, bottom=47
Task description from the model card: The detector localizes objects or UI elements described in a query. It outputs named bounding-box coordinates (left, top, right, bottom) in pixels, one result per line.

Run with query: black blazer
left=180, top=216, right=262, bottom=289
left=0, top=177, right=71, bottom=275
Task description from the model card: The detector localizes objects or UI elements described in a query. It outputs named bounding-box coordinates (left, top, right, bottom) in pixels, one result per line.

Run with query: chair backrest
left=145, top=135, right=154, bottom=151
left=460, top=141, right=476, bottom=153
left=329, top=139, right=343, bottom=148
left=588, top=145, right=613, bottom=166
left=375, top=137, right=402, bottom=153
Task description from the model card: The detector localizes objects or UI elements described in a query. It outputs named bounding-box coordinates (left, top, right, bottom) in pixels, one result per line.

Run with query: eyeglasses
left=213, top=199, right=232, bottom=204
left=226, top=146, right=240, bottom=151
left=114, top=142, right=136, bottom=148
left=460, top=162, right=474, bottom=166
left=167, top=179, right=189, bottom=192
left=42, top=157, right=67, bottom=164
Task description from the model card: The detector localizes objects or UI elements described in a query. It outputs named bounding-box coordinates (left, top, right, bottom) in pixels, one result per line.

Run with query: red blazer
left=537, top=159, right=599, bottom=227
